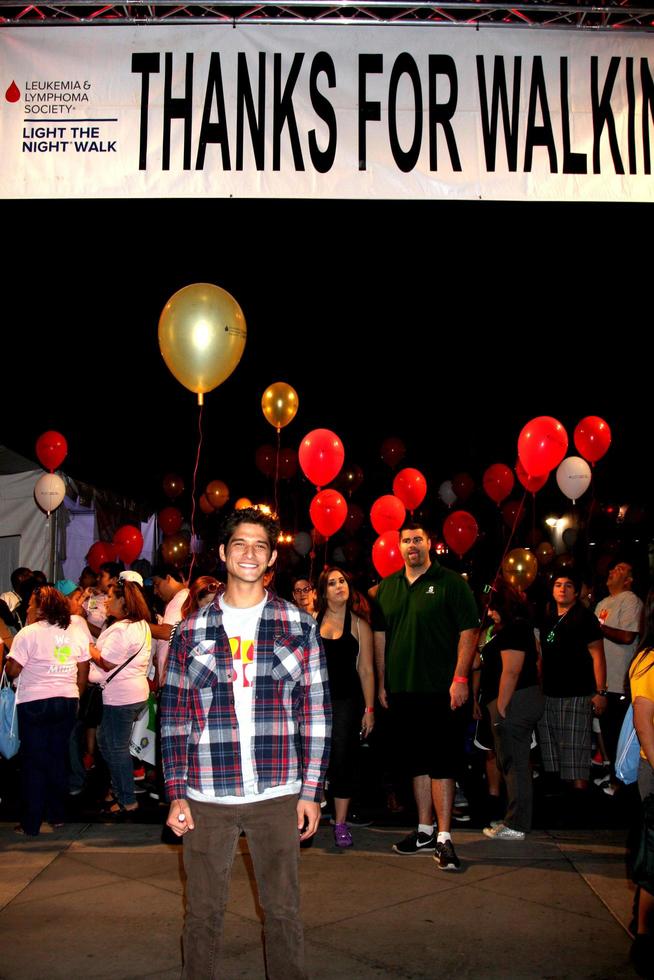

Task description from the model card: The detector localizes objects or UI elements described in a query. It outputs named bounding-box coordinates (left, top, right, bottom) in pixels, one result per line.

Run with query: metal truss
left=0, top=0, right=653, bottom=29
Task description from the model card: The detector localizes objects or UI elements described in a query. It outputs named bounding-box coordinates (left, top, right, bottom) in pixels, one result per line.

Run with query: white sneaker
left=483, top=823, right=525, bottom=840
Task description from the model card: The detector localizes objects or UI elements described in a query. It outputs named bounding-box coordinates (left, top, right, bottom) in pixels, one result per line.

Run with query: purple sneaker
left=333, top=823, right=353, bottom=848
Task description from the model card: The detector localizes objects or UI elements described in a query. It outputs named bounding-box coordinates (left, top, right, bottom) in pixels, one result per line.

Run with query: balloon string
left=274, top=428, right=281, bottom=518
left=188, top=401, right=204, bottom=584
left=490, top=488, right=528, bottom=596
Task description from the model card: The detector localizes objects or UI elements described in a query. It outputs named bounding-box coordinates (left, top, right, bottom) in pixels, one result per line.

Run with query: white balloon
left=556, top=456, right=592, bottom=503
left=34, top=473, right=66, bottom=515
left=293, top=531, right=312, bottom=557
left=439, top=480, right=456, bottom=508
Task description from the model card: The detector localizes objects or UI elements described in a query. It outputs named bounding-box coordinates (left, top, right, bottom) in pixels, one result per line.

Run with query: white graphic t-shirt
left=9, top=619, right=91, bottom=704
left=187, top=592, right=300, bottom=805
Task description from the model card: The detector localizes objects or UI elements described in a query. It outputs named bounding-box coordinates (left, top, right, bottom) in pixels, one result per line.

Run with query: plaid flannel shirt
left=160, top=592, right=331, bottom=803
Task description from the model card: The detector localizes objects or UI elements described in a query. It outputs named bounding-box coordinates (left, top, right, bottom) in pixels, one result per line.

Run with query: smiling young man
left=374, top=522, right=479, bottom=871
left=160, top=508, right=331, bottom=980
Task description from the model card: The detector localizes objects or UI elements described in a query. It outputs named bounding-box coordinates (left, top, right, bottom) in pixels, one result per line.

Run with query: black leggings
left=328, top=698, right=361, bottom=799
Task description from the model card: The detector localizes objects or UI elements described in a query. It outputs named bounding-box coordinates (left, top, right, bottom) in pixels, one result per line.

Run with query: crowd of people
left=1, top=516, right=652, bottom=977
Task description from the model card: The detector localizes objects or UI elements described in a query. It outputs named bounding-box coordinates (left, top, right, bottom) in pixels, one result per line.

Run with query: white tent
left=0, top=446, right=55, bottom=590
left=0, top=446, right=156, bottom=592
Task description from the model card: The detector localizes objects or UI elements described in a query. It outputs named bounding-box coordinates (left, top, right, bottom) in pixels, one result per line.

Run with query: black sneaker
left=392, top=830, right=435, bottom=855
left=434, top=839, right=461, bottom=871
left=452, top=805, right=471, bottom=823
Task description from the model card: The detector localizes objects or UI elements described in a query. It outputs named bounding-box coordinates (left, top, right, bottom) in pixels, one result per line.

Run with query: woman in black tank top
left=317, top=566, right=375, bottom=848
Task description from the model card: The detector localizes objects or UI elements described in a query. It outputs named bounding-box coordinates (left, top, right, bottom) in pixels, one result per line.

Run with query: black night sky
left=6, top=196, right=651, bottom=585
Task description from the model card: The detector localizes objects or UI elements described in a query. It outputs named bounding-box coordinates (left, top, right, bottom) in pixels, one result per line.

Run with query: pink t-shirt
left=9, top=619, right=91, bottom=704
left=97, top=620, right=151, bottom=707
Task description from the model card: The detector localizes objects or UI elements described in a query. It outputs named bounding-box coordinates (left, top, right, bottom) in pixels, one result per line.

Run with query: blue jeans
left=17, top=697, right=78, bottom=835
left=97, top=701, right=147, bottom=806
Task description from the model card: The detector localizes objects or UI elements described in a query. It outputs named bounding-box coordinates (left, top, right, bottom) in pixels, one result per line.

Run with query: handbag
left=129, top=692, right=157, bottom=766
left=615, top=703, right=640, bottom=785
left=0, top=668, right=20, bottom=759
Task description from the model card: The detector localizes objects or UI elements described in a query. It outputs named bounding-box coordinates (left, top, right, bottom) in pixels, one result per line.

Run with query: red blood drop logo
left=5, top=81, right=20, bottom=103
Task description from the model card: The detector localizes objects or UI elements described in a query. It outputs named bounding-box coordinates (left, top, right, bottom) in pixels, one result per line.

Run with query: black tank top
left=319, top=610, right=360, bottom=700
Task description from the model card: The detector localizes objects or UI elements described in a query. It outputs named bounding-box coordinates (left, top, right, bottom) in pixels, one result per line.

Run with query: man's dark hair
left=399, top=521, right=431, bottom=538
left=553, top=569, right=582, bottom=594
left=220, top=507, right=280, bottom=552
left=10, top=567, right=32, bottom=591
left=152, top=564, right=185, bottom=583
left=99, top=561, right=124, bottom=580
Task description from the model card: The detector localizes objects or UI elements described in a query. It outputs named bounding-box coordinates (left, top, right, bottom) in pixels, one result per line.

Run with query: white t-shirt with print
left=187, top=592, right=300, bottom=806
left=9, top=618, right=91, bottom=704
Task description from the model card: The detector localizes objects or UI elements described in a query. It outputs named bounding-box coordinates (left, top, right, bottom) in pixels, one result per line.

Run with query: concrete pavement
left=0, top=821, right=638, bottom=979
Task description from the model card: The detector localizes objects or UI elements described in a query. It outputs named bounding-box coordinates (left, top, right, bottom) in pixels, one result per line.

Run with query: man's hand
left=449, top=680, right=469, bottom=710
left=591, top=693, right=607, bottom=717
left=378, top=686, right=389, bottom=710
left=166, top=798, right=195, bottom=837
left=297, top=800, right=321, bottom=841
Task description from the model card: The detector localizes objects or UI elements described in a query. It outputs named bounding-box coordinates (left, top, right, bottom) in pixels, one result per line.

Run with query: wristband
left=595, top=690, right=608, bottom=697
left=364, top=706, right=375, bottom=713
left=453, top=676, right=468, bottom=685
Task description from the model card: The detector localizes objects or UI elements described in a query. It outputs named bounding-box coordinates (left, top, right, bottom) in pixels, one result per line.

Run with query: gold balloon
left=199, top=494, right=214, bottom=515
left=161, top=532, right=190, bottom=567
left=206, top=480, right=229, bottom=509
left=502, top=548, right=538, bottom=591
left=158, top=284, right=247, bottom=404
left=261, top=382, right=299, bottom=431
left=235, top=497, right=253, bottom=510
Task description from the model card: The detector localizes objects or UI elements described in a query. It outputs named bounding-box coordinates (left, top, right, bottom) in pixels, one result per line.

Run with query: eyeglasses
left=293, top=586, right=313, bottom=595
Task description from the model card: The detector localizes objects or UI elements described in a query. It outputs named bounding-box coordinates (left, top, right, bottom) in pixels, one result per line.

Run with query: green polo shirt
left=376, top=560, right=479, bottom=694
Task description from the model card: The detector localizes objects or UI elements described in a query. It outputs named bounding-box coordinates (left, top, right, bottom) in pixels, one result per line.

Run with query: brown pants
left=182, top=793, right=305, bottom=980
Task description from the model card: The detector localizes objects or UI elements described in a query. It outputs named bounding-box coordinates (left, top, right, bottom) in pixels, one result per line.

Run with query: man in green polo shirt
left=376, top=522, right=479, bottom=870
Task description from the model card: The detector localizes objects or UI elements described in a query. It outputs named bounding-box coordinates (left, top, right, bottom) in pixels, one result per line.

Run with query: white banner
left=1, top=24, right=653, bottom=200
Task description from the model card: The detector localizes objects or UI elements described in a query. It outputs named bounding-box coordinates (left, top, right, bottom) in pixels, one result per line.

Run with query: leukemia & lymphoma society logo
left=4, top=76, right=92, bottom=115
left=5, top=81, right=20, bottom=103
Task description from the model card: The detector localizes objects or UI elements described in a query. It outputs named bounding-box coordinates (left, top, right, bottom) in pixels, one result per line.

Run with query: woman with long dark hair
left=316, top=566, right=374, bottom=847
left=6, top=586, right=91, bottom=836
left=628, top=589, right=654, bottom=973
left=89, top=579, right=152, bottom=814
left=479, top=580, right=544, bottom=841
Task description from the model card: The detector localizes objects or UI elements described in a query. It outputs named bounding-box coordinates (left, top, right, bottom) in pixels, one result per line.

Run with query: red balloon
left=372, top=531, right=404, bottom=578
left=113, top=525, right=144, bottom=565
left=309, top=489, right=348, bottom=538
left=159, top=506, right=183, bottom=535
left=35, top=430, right=68, bottom=472
left=452, top=472, right=475, bottom=502
left=443, top=510, right=478, bottom=557
left=344, top=502, right=365, bottom=536
left=482, top=463, right=514, bottom=505
left=87, top=541, right=117, bottom=574
left=515, top=459, right=548, bottom=494
left=278, top=447, right=298, bottom=480
left=299, top=429, right=345, bottom=487
left=393, top=468, right=427, bottom=511
left=517, top=416, right=568, bottom=477
left=501, top=499, right=525, bottom=529
left=255, top=445, right=276, bottom=478
left=574, top=416, right=612, bottom=463
left=162, top=473, right=184, bottom=499
left=380, top=437, right=406, bottom=469
left=370, top=495, right=406, bottom=535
